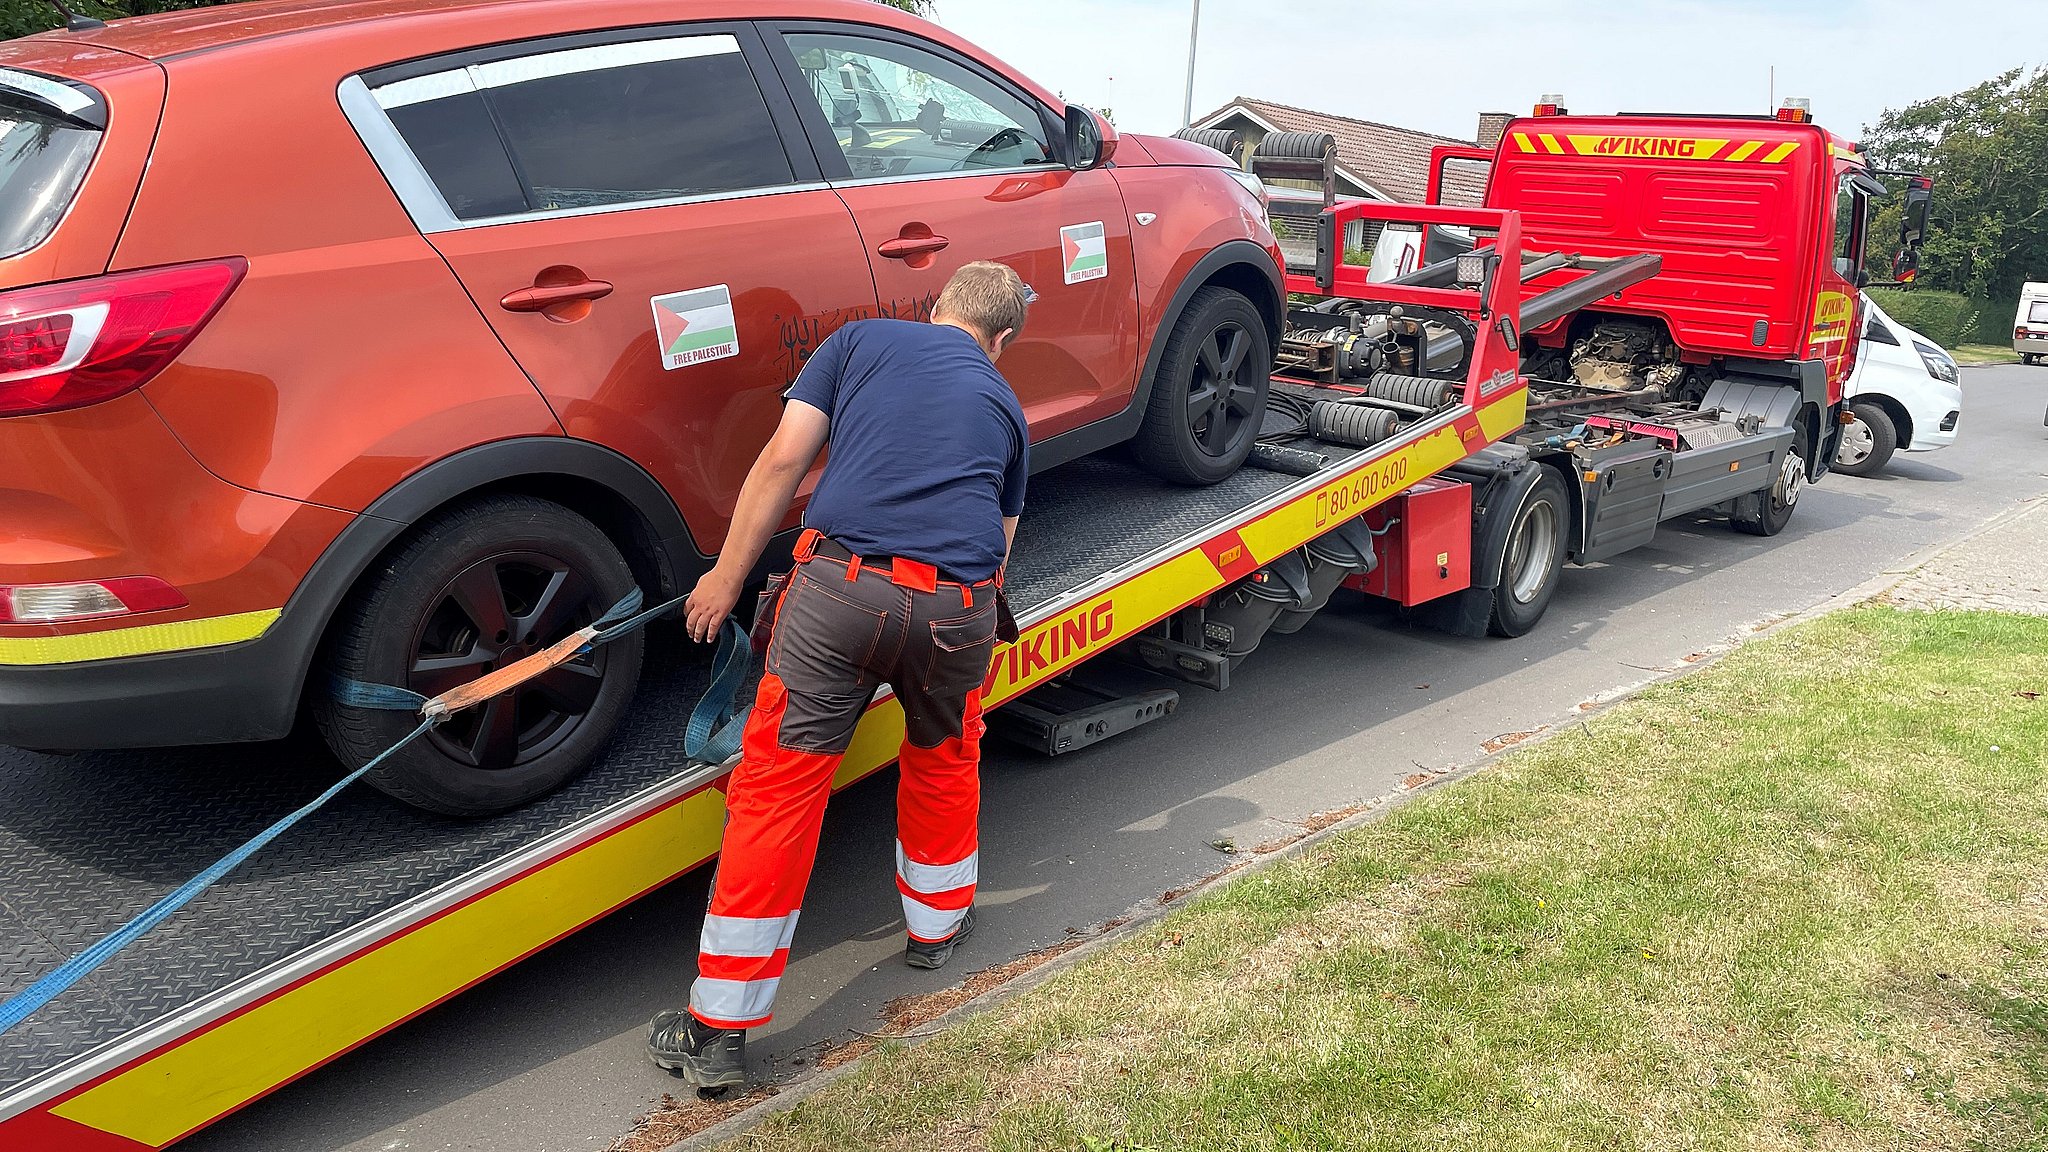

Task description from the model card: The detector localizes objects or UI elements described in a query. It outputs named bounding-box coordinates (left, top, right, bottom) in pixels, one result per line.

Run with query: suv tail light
left=0, top=577, right=187, bottom=624
left=0, top=258, right=247, bottom=418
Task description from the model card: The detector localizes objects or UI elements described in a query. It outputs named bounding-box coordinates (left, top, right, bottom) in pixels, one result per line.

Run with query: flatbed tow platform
left=0, top=355, right=1526, bottom=1149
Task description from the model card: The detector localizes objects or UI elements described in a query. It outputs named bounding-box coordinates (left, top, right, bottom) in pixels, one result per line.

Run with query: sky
left=929, top=0, right=2040, bottom=143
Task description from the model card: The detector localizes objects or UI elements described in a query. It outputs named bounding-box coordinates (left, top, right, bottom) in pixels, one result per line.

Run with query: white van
left=2018, top=282, right=2048, bottom=364
left=1835, top=296, right=1962, bottom=477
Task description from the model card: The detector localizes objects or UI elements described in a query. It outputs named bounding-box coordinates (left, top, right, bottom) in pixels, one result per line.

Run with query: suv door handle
left=877, top=234, right=951, bottom=260
left=500, top=278, right=614, bottom=313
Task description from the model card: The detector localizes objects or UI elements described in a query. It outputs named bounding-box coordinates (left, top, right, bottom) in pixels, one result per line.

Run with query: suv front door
left=766, top=24, right=1140, bottom=441
left=347, top=25, right=877, bottom=553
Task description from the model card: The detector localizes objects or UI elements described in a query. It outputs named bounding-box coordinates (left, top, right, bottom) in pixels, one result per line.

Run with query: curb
left=656, top=493, right=2048, bottom=1151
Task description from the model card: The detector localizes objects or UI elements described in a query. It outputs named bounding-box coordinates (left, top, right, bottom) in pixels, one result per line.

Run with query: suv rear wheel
left=1132, top=286, right=1271, bottom=485
left=315, top=495, right=646, bottom=816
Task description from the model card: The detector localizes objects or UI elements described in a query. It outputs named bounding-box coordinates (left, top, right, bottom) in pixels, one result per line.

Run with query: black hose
left=1258, top=388, right=1316, bottom=443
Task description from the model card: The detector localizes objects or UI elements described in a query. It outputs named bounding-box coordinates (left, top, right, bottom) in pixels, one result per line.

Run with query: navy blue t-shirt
left=786, top=319, right=1028, bottom=582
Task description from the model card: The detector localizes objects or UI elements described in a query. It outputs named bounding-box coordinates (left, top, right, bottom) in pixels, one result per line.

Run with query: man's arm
left=1001, top=515, right=1019, bottom=561
left=683, top=400, right=831, bottom=642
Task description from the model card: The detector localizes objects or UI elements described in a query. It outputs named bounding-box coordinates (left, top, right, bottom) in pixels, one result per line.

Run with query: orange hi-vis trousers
left=689, top=533, right=1000, bottom=1030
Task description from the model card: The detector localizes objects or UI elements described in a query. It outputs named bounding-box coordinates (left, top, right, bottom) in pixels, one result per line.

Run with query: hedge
left=1866, top=288, right=2009, bottom=349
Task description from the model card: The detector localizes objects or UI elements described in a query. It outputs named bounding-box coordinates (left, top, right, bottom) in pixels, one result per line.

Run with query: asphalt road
left=190, top=363, right=2048, bottom=1152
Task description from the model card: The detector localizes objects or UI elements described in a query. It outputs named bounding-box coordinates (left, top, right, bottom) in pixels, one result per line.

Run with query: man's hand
left=685, top=566, right=746, bottom=644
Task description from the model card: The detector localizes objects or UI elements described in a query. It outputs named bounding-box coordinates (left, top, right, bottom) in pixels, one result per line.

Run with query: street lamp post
left=1181, top=0, right=1201, bottom=127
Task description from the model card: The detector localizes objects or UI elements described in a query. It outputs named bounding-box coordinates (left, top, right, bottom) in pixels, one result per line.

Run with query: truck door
left=764, top=23, right=1140, bottom=440
left=1813, top=171, right=1874, bottom=401
left=349, top=26, right=878, bottom=553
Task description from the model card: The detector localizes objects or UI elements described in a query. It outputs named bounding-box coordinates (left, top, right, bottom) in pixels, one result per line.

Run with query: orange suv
left=0, top=0, right=1282, bottom=814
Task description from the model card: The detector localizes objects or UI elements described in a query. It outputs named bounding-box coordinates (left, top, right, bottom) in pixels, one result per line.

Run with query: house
left=1191, top=96, right=1506, bottom=254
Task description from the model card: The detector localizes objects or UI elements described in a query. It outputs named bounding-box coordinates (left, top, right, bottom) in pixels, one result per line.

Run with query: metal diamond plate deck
left=0, top=448, right=1352, bottom=1095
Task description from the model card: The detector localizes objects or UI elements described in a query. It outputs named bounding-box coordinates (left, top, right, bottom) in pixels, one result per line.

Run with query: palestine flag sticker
left=1061, top=221, right=1108, bottom=285
left=651, top=285, right=741, bottom=370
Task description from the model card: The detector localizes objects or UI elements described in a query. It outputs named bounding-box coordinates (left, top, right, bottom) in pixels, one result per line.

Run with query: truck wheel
left=1833, top=401, right=1897, bottom=477
left=1132, top=286, right=1271, bottom=485
left=1731, top=420, right=1806, bottom=537
left=1488, top=466, right=1568, bottom=638
left=315, top=495, right=646, bottom=816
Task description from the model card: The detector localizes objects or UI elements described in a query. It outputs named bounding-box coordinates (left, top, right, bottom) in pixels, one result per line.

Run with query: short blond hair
left=934, top=261, right=1030, bottom=347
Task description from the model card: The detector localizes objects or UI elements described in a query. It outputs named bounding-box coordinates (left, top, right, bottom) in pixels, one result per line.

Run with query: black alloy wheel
left=410, top=551, right=609, bottom=769
left=1133, top=286, right=1272, bottom=485
left=316, top=495, right=645, bottom=816
left=1185, top=322, right=1262, bottom=459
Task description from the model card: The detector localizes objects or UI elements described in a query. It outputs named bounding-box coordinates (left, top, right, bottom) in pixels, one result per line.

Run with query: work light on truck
left=1776, top=98, right=1812, bottom=123
left=0, top=258, right=247, bottom=418
left=1533, top=94, right=1566, bottom=116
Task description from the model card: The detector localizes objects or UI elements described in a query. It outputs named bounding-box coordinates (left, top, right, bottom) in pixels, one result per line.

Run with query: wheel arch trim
left=1031, top=239, right=1283, bottom=472
left=260, top=438, right=701, bottom=737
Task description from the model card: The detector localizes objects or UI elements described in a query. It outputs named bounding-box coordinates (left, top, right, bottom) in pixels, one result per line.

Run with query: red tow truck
left=0, top=98, right=1927, bottom=1147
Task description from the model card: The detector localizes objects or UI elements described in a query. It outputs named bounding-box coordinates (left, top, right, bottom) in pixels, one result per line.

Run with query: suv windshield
left=0, top=88, right=102, bottom=259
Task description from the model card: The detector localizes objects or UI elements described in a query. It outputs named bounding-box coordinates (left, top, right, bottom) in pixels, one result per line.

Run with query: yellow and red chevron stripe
left=1509, top=131, right=1802, bottom=164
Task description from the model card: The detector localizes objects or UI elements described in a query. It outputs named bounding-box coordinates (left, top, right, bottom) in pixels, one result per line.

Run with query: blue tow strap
left=686, top=618, right=753, bottom=767
left=0, top=717, right=435, bottom=1036
left=0, top=588, right=758, bottom=1038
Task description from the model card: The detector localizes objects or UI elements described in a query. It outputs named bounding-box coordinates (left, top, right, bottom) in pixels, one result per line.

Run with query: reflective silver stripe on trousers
left=699, top=911, right=801, bottom=958
left=902, top=897, right=966, bottom=941
left=895, top=840, right=979, bottom=894
left=691, top=976, right=781, bottom=1023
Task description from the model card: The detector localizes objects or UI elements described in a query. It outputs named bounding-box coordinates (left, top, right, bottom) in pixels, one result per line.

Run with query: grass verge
left=717, top=607, right=2048, bottom=1152
left=1952, top=344, right=2022, bottom=365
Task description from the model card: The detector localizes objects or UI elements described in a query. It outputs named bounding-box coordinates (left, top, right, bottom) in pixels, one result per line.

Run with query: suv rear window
left=2030, top=300, right=2048, bottom=325
left=0, top=73, right=104, bottom=259
left=370, top=34, right=793, bottom=223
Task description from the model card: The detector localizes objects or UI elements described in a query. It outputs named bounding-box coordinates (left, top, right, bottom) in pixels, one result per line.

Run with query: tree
left=1861, top=67, right=2048, bottom=301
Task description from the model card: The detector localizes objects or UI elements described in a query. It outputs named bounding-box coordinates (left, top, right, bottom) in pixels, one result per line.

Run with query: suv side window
left=780, top=31, right=1054, bottom=179
left=368, top=34, right=793, bottom=223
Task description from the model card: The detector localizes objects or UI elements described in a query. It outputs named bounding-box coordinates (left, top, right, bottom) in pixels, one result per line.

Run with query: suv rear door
left=343, top=24, right=877, bottom=553
left=762, top=22, right=1139, bottom=440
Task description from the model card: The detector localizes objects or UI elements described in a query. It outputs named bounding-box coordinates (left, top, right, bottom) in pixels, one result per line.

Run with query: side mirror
left=1855, top=267, right=1872, bottom=289
left=1065, top=105, right=1117, bottom=170
left=1899, top=183, right=1931, bottom=248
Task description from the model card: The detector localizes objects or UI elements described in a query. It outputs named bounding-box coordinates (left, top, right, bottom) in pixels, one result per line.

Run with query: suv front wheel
left=1132, top=286, right=1272, bottom=485
left=315, top=494, right=646, bottom=816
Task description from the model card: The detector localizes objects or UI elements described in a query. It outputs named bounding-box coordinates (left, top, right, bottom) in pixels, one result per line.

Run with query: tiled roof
left=1194, top=96, right=1490, bottom=206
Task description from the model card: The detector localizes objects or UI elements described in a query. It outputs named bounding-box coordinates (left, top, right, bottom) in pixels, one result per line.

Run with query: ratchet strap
left=0, top=587, right=760, bottom=1038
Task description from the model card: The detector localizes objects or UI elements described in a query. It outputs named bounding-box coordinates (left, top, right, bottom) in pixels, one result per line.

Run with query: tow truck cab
left=1446, top=101, right=1917, bottom=477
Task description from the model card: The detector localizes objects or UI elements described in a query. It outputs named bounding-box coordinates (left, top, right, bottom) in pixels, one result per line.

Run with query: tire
left=1487, top=466, right=1569, bottom=638
left=1132, top=286, right=1272, bottom=485
left=315, top=495, right=646, bottom=816
left=1832, top=400, right=1897, bottom=477
left=1732, top=417, right=1807, bottom=537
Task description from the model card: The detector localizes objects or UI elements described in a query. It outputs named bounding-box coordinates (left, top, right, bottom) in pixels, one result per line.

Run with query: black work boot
left=646, top=1009, right=746, bottom=1089
left=904, top=906, right=976, bottom=970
